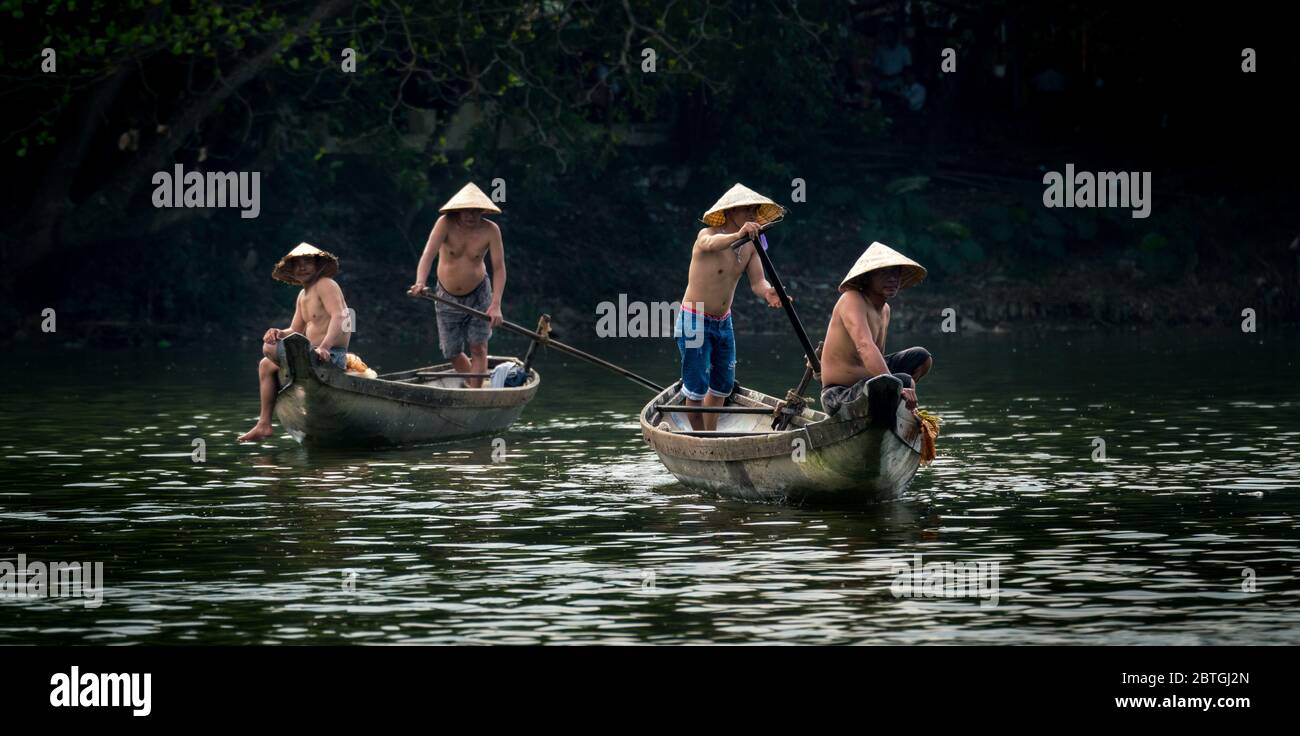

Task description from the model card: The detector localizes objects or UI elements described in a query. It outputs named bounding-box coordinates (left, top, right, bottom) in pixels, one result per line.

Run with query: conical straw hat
left=272, top=242, right=340, bottom=284
left=701, top=183, right=785, bottom=227
left=439, top=182, right=502, bottom=214
left=839, top=241, right=927, bottom=292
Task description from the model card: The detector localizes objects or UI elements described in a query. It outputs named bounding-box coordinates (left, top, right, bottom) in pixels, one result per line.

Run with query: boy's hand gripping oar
left=727, top=219, right=821, bottom=376
left=410, top=288, right=664, bottom=393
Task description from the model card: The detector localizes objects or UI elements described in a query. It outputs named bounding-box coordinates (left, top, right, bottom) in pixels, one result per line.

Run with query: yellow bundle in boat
left=915, top=409, right=942, bottom=465
left=345, top=353, right=377, bottom=379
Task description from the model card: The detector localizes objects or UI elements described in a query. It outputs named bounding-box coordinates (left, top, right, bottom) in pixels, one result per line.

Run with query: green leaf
left=1138, top=233, right=1168, bottom=252
left=930, top=220, right=971, bottom=239
left=886, top=175, right=929, bottom=195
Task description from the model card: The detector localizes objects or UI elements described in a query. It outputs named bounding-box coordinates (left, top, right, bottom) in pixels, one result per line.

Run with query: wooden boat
left=272, top=333, right=540, bottom=448
left=640, top=374, right=922, bottom=504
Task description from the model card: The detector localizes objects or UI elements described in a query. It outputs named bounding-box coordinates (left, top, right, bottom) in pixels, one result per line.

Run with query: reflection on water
left=1, top=330, right=1297, bottom=643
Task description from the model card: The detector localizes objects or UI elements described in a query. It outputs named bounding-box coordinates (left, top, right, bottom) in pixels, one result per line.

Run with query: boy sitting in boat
left=819, top=242, right=933, bottom=417
left=676, top=183, right=785, bottom=431
left=408, top=182, right=506, bottom=388
left=238, top=243, right=351, bottom=442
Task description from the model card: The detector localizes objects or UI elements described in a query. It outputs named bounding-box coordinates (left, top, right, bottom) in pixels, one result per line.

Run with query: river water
left=2, top=329, right=1297, bottom=644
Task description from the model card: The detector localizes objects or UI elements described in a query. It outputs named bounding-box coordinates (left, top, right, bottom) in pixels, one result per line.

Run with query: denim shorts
left=277, top=339, right=347, bottom=370
left=674, top=307, right=736, bottom=401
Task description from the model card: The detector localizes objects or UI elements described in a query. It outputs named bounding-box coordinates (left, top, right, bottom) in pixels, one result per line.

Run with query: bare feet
left=238, top=422, right=275, bottom=442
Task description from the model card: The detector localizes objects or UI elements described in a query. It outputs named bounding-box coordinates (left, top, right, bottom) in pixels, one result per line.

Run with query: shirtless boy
left=238, top=243, right=351, bottom=442
left=408, top=182, right=506, bottom=388
left=676, top=183, right=785, bottom=431
left=820, top=241, right=933, bottom=417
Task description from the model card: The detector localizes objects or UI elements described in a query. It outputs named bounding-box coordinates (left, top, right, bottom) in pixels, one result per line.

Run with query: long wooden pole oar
left=728, top=221, right=821, bottom=375
left=411, top=289, right=665, bottom=393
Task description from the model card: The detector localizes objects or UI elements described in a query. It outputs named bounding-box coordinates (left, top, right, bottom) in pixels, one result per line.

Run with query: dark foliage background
left=2, top=0, right=1297, bottom=345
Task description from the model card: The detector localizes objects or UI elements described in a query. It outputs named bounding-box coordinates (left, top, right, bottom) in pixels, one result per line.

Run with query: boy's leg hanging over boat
left=239, top=342, right=281, bottom=442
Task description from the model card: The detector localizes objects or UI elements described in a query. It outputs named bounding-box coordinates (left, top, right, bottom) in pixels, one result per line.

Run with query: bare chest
left=298, top=290, right=329, bottom=322
left=698, top=246, right=749, bottom=279
left=441, top=230, right=490, bottom=261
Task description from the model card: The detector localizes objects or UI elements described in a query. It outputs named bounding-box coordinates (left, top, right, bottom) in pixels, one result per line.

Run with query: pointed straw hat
left=272, top=242, right=339, bottom=284
left=839, top=241, right=927, bottom=292
left=439, top=182, right=502, bottom=214
left=701, top=183, right=785, bottom=227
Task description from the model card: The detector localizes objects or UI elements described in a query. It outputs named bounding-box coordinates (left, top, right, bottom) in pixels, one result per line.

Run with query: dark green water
left=2, top=329, right=1298, bottom=644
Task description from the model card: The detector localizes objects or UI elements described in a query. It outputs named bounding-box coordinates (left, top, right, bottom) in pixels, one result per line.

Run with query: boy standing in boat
left=238, top=243, right=351, bottom=442
left=408, top=182, right=506, bottom=388
left=819, top=241, right=932, bottom=417
left=676, top=183, right=785, bottom=431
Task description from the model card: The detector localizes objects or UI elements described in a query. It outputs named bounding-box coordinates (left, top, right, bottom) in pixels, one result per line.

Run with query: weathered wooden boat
left=640, top=374, right=922, bottom=504
left=272, top=333, right=540, bottom=448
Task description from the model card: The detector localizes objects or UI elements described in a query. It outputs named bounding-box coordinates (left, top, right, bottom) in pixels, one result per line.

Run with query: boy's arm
left=313, top=279, right=349, bottom=356
left=486, top=223, right=506, bottom=327
left=409, top=216, right=446, bottom=294
left=267, top=293, right=307, bottom=342
left=859, top=300, right=915, bottom=408
left=841, top=291, right=890, bottom=376
left=695, top=221, right=760, bottom=252
left=744, top=248, right=782, bottom=308
left=879, top=303, right=891, bottom=353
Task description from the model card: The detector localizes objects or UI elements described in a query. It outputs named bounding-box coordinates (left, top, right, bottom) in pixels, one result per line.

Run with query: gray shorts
left=435, top=278, right=493, bottom=359
left=277, top=339, right=347, bottom=370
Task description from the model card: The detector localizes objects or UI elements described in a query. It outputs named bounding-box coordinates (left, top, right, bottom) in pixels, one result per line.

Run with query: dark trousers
left=820, top=346, right=932, bottom=416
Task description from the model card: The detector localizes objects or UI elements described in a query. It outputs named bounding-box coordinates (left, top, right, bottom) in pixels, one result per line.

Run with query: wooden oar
left=728, top=221, right=821, bottom=375
left=411, top=289, right=665, bottom=393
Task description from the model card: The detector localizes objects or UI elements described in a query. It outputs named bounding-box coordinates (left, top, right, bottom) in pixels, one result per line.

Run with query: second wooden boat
left=272, top=333, right=540, bottom=448
left=640, top=374, right=922, bottom=504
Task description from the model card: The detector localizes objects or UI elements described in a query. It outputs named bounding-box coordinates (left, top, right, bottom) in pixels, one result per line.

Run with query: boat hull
left=640, top=378, right=922, bottom=504
left=272, top=334, right=539, bottom=448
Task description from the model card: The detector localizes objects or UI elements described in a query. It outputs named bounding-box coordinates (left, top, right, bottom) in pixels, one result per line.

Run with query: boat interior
left=647, top=385, right=819, bottom=437
left=378, top=357, right=536, bottom=389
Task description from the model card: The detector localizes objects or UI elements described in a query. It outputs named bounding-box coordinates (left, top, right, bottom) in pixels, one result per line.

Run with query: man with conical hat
left=674, top=183, right=785, bottom=431
left=408, top=182, right=506, bottom=388
left=239, top=243, right=352, bottom=442
left=819, top=241, right=933, bottom=418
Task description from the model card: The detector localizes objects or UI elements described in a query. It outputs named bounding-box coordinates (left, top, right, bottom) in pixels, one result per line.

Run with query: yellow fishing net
left=915, top=409, right=942, bottom=465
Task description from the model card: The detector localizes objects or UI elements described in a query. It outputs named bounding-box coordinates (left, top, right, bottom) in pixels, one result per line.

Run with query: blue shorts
left=674, top=307, right=736, bottom=401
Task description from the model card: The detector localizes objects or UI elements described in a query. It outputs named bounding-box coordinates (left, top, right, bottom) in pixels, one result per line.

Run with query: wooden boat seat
left=670, top=430, right=783, bottom=437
